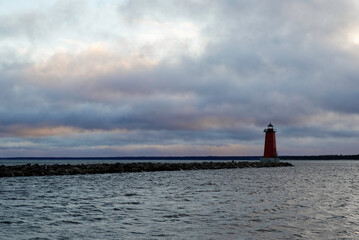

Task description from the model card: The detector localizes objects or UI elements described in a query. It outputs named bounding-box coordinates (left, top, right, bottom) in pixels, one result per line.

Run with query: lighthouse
left=260, top=123, right=279, bottom=163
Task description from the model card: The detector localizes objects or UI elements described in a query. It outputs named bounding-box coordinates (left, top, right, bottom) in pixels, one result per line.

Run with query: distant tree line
left=2, top=155, right=358, bottom=161
left=280, top=154, right=359, bottom=160
left=0, top=156, right=261, bottom=161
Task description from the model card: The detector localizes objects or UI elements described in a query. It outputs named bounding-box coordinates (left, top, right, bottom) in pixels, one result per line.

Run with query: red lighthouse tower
left=260, top=123, right=279, bottom=162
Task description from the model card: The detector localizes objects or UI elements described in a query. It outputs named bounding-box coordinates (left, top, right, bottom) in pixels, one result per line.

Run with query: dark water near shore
left=1, top=160, right=358, bottom=239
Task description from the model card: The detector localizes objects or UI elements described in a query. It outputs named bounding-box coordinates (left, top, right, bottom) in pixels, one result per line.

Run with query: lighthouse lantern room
left=260, top=123, right=279, bottom=163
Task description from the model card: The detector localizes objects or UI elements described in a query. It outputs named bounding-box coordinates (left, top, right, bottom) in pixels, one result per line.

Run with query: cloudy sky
left=1, top=0, right=359, bottom=157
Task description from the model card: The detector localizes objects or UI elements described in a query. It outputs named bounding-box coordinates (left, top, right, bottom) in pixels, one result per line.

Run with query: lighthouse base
left=260, top=158, right=280, bottom=163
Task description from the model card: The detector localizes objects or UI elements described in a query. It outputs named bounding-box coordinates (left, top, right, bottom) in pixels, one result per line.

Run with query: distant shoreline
left=280, top=155, right=359, bottom=160
left=0, top=155, right=358, bottom=160
left=0, top=156, right=260, bottom=160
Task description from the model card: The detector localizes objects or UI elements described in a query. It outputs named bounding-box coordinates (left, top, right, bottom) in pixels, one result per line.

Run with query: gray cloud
left=1, top=0, right=359, bottom=156
left=0, top=0, right=86, bottom=40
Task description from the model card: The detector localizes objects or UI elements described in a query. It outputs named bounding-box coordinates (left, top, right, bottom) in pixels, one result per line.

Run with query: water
left=0, top=160, right=358, bottom=239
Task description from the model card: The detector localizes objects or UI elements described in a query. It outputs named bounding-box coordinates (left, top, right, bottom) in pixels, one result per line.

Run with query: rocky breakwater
left=0, top=161, right=293, bottom=178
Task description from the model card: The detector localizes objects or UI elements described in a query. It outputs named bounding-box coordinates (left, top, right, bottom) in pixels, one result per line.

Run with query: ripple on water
left=1, top=161, right=359, bottom=239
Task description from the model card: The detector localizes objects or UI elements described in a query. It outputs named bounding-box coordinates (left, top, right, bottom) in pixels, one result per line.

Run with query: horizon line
left=1, top=154, right=359, bottom=160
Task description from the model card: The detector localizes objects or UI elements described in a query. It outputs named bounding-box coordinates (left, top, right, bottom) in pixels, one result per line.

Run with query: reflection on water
left=0, top=161, right=358, bottom=239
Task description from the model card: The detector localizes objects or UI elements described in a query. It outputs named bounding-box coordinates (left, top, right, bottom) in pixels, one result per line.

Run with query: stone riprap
left=0, top=161, right=293, bottom=178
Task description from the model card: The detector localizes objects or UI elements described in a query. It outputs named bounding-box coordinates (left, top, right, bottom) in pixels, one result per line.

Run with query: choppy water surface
left=1, top=161, right=358, bottom=239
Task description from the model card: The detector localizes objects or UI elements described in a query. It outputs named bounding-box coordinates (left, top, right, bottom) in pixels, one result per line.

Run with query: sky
left=1, top=0, right=359, bottom=157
